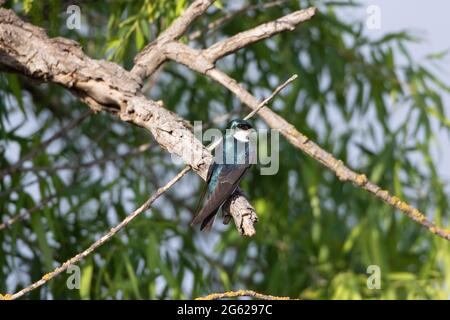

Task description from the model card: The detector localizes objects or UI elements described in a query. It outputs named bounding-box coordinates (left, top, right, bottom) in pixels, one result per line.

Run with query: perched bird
left=191, top=119, right=255, bottom=231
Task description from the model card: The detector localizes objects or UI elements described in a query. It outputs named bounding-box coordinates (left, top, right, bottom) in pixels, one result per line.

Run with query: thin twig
left=205, top=69, right=450, bottom=241
left=0, top=2, right=256, bottom=236
left=135, top=75, right=296, bottom=237
left=200, top=75, right=297, bottom=235
left=15, top=143, right=152, bottom=174
left=162, top=5, right=450, bottom=241
left=132, top=0, right=215, bottom=79
left=0, top=166, right=190, bottom=300
left=0, top=141, right=149, bottom=229
left=203, top=8, right=317, bottom=61
left=202, top=71, right=296, bottom=130
left=196, top=290, right=295, bottom=300
left=0, top=141, right=151, bottom=234
left=0, top=194, right=57, bottom=231
left=0, top=131, right=138, bottom=199
left=0, top=110, right=92, bottom=179
left=0, top=177, right=39, bottom=198
left=1, top=72, right=290, bottom=234
left=207, top=74, right=298, bottom=152
left=244, top=74, right=298, bottom=120
left=2, top=0, right=448, bottom=244
left=188, top=0, right=289, bottom=41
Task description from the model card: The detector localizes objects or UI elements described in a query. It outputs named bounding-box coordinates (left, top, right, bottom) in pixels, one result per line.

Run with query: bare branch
left=0, top=178, right=39, bottom=198
left=206, top=74, right=298, bottom=152
left=132, top=0, right=215, bottom=81
left=188, top=0, right=289, bottom=41
left=12, top=143, right=153, bottom=174
left=244, top=74, right=298, bottom=120
left=0, top=167, right=190, bottom=300
left=201, top=67, right=450, bottom=242
left=160, top=9, right=450, bottom=241
left=0, top=144, right=154, bottom=231
left=0, top=110, right=92, bottom=179
left=0, top=194, right=57, bottom=231
left=214, top=75, right=298, bottom=235
left=2, top=2, right=449, bottom=243
left=155, top=0, right=215, bottom=41
left=203, top=7, right=317, bottom=61
left=196, top=290, right=295, bottom=300
left=0, top=7, right=256, bottom=236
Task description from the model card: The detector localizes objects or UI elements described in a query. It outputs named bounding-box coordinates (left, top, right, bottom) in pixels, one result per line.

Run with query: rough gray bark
left=0, top=5, right=256, bottom=235
left=1, top=0, right=445, bottom=242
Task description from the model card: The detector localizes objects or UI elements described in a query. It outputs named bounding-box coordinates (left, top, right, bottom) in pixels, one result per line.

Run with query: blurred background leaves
left=0, top=0, right=449, bottom=299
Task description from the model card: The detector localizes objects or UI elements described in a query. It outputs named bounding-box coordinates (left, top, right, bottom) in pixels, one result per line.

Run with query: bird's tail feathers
left=199, top=209, right=218, bottom=231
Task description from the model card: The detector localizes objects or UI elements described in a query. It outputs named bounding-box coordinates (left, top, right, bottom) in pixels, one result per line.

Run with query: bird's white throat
left=233, top=130, right=251, bottom=142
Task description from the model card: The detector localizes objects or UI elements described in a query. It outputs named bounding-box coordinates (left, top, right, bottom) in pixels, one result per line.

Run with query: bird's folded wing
left=193, top=163, right=216, bottom=217
left=191, top=164, right=249, bottom=227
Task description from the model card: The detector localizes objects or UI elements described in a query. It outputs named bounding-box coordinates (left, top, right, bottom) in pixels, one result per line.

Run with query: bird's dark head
left=227, top=119, right=254, bottom=142
left=227, top=119, right=253, bottom=130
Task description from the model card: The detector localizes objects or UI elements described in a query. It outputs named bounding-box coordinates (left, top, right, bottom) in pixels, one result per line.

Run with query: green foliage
left=1, top=0, right=449, bottom=300
left=104, top=0, right=188, bottom=62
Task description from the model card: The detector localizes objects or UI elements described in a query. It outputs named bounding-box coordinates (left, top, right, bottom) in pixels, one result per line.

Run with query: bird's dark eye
left=237, top=123, right=250, bottom=130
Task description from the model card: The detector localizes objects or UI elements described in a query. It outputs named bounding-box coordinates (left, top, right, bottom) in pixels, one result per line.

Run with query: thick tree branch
left=0, top=0, right=447, bottom=301
left=134, top=5, right=450, bottom=241
left=1, top=0, right=449, bottom=243
left=132, top=0, right=215, bottom=81
left=0, top=8, right=207, bottom=175
left=0, top=7, right=255, bottom=236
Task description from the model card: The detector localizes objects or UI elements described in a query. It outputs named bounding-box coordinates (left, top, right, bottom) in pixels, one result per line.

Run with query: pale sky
left=346, top=0, right=450, bottom=182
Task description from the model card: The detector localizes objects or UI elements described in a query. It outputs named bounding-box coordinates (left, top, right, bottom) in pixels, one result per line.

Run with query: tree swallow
left=191, top=119, right=255, bottom=231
